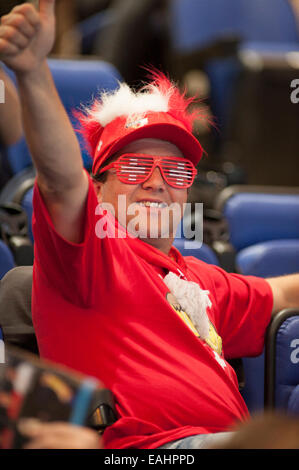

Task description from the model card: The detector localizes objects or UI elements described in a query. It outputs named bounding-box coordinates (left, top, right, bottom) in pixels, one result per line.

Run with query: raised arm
left=0, top=1, right=89, bottom=243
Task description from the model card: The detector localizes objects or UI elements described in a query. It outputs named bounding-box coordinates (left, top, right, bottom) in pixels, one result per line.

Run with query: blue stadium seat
left=288, top=385, right=299, bottom=416
left=170, top=0, right=299, bottom=58
left=221, top=192, right=299, bottom=252
left=169, top=0, right=237, bottom=52
left=5, top=58, right=122, bottom=174
left=238, top=0, right=299, bottom=44
left=236, top=239, right=299, bottom=278
left=174, top=214, right=220, bottom=265
left=169, top=0, right=242, bottom=129
left=223, top=190, right=299, bottom=278
left=216, top=186, right=299, bottom=413
left=173, top=237, right=219, bottom=265
left=265, top=309, right=299, bottom=415
left=169, top=0, right=299, bottom=131
left=0, top=240, right=15, bottom=279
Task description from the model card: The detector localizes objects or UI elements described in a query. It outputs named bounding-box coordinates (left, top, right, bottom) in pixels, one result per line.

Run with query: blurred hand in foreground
left=18, top=418, right=103, bottom=449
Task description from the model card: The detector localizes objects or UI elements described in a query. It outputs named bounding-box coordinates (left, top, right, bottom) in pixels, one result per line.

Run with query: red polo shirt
left=32, top=175, right=273, bottom=449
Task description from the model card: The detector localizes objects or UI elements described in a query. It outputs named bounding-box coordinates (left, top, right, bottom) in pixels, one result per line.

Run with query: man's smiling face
left=93, top=138, right=189, bottom=254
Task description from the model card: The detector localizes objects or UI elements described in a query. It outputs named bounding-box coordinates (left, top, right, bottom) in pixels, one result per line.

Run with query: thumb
left=39, top=0, right=56, bottom=17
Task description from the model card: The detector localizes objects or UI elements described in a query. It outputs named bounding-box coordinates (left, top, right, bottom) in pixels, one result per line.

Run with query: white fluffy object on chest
left=164, top=272, right=212, bottom=340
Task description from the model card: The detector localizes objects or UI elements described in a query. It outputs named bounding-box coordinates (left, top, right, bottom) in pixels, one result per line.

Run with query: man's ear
left=93, top=180, right=103, bottom=203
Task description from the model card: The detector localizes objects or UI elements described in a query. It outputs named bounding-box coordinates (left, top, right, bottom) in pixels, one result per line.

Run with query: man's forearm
left=266, top=274, right=299, bottom=316
left=16, top=60, right=84, bottom=193
left=0, top=66, right=23, bottom=145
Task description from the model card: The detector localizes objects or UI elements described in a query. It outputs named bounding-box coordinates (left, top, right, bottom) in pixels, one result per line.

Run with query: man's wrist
left=15, top=59, right=49, bottom=85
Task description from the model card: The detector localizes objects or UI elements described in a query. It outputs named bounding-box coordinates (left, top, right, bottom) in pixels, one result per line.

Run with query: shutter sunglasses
left=98, top=153, right=197, bottom=189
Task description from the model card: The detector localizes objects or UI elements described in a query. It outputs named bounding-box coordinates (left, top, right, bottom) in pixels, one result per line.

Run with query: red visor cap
left=92, top=112, right=203, bottom=175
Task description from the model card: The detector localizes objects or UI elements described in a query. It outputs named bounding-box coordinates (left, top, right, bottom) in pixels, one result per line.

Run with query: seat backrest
left=238, top=0, right=299, bottom=43
left=218, top=188, right=299, bottom=251
left=169, top=0, right=299, bottom=51
left=173, top=238, right=219, bottom=265
left=288, top=384, right=299, bottom=416
left=169, top=0, right=239, bottom=51
left=174, top=214, right=220, bottom=265
left=236, top=239, right=299, bottom=277
left=5, top=59, right=122, bottom=174
left=265, top=308, right=299, bottom=411
left=242, top=308, right=299, bottom=414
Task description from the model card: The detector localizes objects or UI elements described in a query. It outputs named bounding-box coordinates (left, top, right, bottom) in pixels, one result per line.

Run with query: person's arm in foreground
left=18, top=419, right=102, bottom=449
left=0, top=0, right=89, bottom=242
left=266, top=274, right=299, bottom=316
left=0, top=65, right=22, bottom=145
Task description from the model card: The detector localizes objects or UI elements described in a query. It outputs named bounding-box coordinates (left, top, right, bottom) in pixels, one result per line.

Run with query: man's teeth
left=137, top=201, right=167, bottom=208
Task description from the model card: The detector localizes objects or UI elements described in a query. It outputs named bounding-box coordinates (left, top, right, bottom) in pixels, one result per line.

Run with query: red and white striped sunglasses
left=98, top=153, right=197, bottom=189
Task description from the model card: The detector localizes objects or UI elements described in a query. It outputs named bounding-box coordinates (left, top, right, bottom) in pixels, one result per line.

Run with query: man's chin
left=126, top=220, right=174, bottom=239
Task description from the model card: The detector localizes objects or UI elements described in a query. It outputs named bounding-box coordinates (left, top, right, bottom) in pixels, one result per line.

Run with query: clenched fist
left=0, top=0, right=56, bottom=74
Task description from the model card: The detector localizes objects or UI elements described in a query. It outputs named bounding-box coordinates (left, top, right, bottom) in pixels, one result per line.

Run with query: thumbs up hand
left=0, top=1, right=56, bottom=74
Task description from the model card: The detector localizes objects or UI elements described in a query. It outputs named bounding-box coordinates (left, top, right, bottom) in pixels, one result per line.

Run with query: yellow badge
left=205, top=322, right=223, bottom=356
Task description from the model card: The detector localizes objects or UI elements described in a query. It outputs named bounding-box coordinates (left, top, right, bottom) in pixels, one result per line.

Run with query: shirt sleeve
left=32, top=173, right=101, bottom=308
left=209, top=265, right=274, bottom=358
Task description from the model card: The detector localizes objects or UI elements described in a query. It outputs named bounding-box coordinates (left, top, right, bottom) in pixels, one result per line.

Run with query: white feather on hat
left=88, top=82, right=170, bottom=128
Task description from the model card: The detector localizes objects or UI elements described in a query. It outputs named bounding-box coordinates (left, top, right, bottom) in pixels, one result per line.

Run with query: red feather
left=73, top=103, right=105, bottom=159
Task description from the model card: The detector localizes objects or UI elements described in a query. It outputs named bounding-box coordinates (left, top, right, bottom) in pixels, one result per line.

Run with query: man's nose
left=142, top=166, right=166, bottom=190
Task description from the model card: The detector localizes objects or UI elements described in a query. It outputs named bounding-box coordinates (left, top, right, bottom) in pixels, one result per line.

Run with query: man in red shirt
left=1, top=1, right=299, bottom=449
